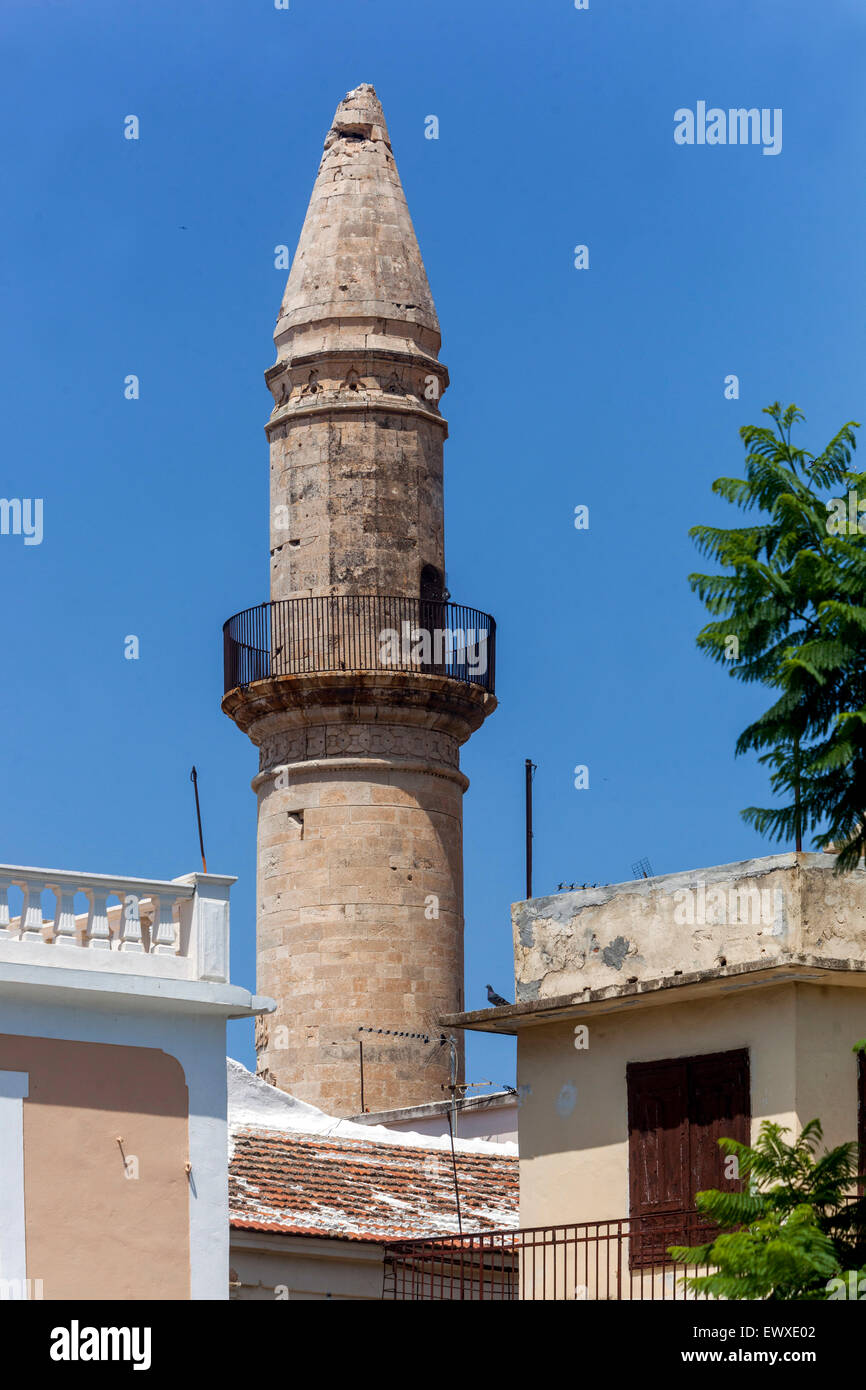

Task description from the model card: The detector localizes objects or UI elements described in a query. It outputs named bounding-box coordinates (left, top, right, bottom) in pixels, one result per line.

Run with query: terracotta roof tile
left=229, top=1127, right=519, bottom=1243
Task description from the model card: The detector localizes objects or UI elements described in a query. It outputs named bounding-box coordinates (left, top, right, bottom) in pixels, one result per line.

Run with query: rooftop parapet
left=0, top=864, right=236, bottom=984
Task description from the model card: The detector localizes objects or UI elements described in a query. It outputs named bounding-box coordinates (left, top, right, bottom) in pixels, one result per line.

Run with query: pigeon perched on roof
left=486, top=984, right=510, bottom=1007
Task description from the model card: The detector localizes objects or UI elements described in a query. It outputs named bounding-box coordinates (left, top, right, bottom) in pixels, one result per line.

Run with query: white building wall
left=0, top=993, right=229, bottom=1300
left=0, top=1071, right=29, bottom=1294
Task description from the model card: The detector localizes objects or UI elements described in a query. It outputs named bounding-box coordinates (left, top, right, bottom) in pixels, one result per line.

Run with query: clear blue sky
left=2, top=0, right=864, bottom=1088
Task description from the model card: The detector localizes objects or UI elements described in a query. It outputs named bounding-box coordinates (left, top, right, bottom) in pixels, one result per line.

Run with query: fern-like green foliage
left=689, top=402, right=866, bottom=871
left=668, top=1119, right=866, bottom=1299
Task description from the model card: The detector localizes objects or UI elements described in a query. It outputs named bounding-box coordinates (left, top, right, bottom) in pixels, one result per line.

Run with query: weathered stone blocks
left=224, top=86, right=495, bottom=1115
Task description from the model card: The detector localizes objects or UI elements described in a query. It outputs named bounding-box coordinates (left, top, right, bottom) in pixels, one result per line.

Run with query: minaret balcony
left=222, top=596, right=496, bottom=697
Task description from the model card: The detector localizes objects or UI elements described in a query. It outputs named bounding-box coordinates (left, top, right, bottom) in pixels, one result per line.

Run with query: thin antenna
left=445, top=1105, right=463, bottom=1235
left=447, top=1034, right=458, bottom=1141
left=525, top=758, right=536, bottom=899
left=793, top=734, right=802, bottom=853
left=631, top=856, right=654, bottom=880
left=357, top=1027, right=431, bottom=1043
left=190, top=767, right=207, bottom=874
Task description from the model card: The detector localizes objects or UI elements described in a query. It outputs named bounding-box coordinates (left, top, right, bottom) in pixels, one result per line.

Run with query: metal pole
left=190, top=766, right=207, bottom=874
left=359, top=1039, right=365, bottom=1113
left=525, top=758, right=535, bottom=899
left=446, top=1104, right=463, bottom=1236
left=794, top=735, right=802, bottom=853
left=449, top=1034, right=458, bottom=1142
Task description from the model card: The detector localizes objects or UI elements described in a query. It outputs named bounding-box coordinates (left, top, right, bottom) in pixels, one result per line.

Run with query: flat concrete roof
left=0, top=958, right=274, bottom=1020
left=442, top=955, right=866, bottom=1035
left=350, top=1090, right=517, bottom=1125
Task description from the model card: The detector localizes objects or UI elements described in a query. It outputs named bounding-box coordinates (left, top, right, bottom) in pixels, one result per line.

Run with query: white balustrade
left=0, top=878, right=12, bottom=940
left=118, top=894, right=143, bottom=953
left=51, top=887, right=78, bottom=943
left=86, top=888, right=112, bottom=951
left=20, top=885, right=45, bottom=942
left=151, top=894, right=178, bottom=956
left=0, top=866, right=233, bottom=983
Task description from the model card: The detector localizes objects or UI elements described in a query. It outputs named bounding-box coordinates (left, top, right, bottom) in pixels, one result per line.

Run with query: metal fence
left=223, top=596, right=496, bottom=694
left=383, top=1213, right=716, bottom=1301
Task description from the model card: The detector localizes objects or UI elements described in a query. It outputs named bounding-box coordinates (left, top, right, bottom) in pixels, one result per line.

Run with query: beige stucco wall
left=0, top=1033, right=190, bottom=1299
left=794, top=986, right=865, bottom=1147
left=517, top=982, right=866, bottom=1231
left=230, top=1232, right=384, bottom=1300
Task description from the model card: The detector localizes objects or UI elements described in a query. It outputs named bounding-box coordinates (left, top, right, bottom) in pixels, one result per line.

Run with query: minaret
left=222, top=84, right=496, bottom=1117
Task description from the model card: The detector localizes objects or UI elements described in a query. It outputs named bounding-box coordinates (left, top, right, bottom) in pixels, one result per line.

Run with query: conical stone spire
left=275, top=84, right=439, bottom=350
left=265, top=83, right=450, bottom=604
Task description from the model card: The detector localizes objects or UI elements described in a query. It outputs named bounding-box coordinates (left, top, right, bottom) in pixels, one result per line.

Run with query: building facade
left=430, top=852, right=866, bottom=1299
left=0, top=863, right=271, bottom=1300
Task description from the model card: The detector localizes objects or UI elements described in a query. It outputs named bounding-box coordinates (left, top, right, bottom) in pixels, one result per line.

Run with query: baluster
left=152, top=894, right=177, bottom=955
left=118, top=893, right=143, bottom=952
left=139, top=900, right=153, bottom=953
left=52, top=887, right=78, bottom=943
left=20, top=882, right=45, bottom=942
left=85, top=889, right=112, bottom=949
left=0, top=877, right=15, bottom=941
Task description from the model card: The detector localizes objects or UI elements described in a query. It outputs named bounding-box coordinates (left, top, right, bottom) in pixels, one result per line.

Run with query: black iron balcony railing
left=223, top=596, right=496, bottom=696
left=382, top=1212, right=716, bottom=1301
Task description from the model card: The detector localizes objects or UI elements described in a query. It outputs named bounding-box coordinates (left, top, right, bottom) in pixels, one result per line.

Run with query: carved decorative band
left=258, top=723, right=460, bottom=771
left=265, top=397, right=448, bottom=437
left=251, top=756, right=469, bottom=794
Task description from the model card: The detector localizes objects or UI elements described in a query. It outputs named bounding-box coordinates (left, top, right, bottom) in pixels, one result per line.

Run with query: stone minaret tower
left=222, top=84, right=496, bottom=1117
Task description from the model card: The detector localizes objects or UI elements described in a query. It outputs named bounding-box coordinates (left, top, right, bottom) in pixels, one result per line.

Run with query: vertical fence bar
left=380, top=1210, right=721, bottom=1302
left=223, top=599, right=496, bottom=694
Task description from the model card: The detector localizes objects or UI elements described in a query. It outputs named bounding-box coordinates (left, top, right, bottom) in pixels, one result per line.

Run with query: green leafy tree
left=689, top=403, right=866, bottom=869
left=668, top=1119, right=866, bottom=1299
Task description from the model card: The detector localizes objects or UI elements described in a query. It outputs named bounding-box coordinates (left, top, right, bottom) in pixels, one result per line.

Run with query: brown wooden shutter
left=627, top=1059, right=688, bottom=1261
left=688, top=1048, right=750, bottom=1204
left=627, top=1048, right=750, bottom=1264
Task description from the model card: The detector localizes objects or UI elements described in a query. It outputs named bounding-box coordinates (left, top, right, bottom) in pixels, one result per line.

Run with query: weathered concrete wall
left=513, top=854, right=866, bottom=1003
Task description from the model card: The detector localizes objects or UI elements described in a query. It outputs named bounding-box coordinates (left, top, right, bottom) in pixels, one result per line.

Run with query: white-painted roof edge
left=226, top=1058, right=518, bottom=1157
